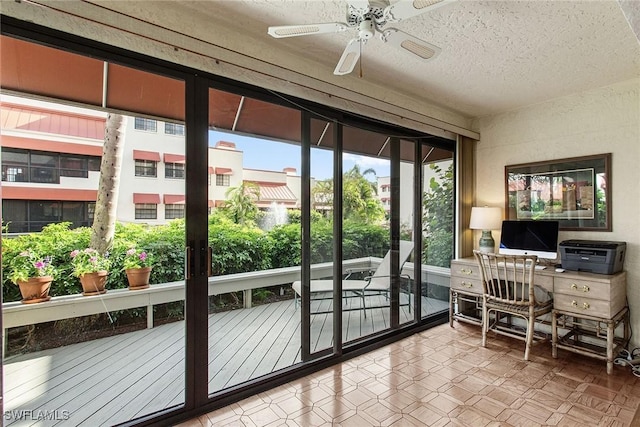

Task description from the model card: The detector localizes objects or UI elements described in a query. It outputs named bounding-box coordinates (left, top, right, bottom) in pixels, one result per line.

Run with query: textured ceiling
left=177, top=0, right=640, bottom=119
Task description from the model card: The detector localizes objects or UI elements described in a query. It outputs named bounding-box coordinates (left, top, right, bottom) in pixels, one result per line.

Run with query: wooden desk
left=450, top=257, right=629, bottom=373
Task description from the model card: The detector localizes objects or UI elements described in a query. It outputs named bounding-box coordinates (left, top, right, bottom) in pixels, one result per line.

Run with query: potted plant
left=8, top=250, right=56, bottom=304
left=70, top=248, right=111, bottom=295
left=123, top=248, right=153, bottom=290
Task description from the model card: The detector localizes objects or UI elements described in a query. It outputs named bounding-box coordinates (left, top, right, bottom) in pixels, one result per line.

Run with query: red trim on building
left=133, top=193, right=160, bottom=204
left=215, top=167, right=232, bottom=175
left=1, top=135, right=103, bottom=156
left=163, top=153, right=185, bottom=163
left=164, top=194, right=185, bottom=204
left=2, top=187, right=97, bottom=201
left=133, top=150, right=161, bottom=162
left=208, top=167, right=215, bottom=175
left=1, top=103, right=105, bottom=139
left=208, top=200, right=215, bottom=208
left=215, top=141, right=236, bottom=149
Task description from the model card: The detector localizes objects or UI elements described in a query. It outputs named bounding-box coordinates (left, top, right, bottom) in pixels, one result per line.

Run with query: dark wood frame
left=505, top=153, right=611, bottom=231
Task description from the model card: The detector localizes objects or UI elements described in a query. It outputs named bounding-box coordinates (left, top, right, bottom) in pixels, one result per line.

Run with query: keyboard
left=497, top=261, right=546, bottom=270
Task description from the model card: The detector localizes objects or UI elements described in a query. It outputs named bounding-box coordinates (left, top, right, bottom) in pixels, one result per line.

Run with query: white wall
left=472, top=78, right=640, bottom=347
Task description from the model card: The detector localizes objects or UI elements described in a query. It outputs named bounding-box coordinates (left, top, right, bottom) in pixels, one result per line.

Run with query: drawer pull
left=462, top=281, right=474, bottom=288
left=460, top=268, right=473, bottom=275
left=571, top=300, right=590, bottom=310
left=570, top=283, right=590, bottom=292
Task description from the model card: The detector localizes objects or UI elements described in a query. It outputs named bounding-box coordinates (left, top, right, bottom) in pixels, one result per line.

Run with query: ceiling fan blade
left=334, top=39, right=361, bottom=75
left=268, top=22, right=349, bottom=38
left=348, top=0, right=372, bottom=13
left=384, top=0, right=454, bottom=22
left=381, top=28, right=441, bottom=60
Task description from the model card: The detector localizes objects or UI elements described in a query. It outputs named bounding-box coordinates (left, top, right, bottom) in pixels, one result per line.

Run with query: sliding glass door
left=1, top=21, right=457, bottom=426
left=1, top=35, right=187, bottom=425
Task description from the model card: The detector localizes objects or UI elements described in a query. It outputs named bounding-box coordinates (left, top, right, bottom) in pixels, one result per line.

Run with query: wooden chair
left=473, top=250, right=553, bottom=360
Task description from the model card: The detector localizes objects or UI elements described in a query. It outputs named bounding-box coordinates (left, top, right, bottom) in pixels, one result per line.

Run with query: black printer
left=559, top=240, right=626, bottom=274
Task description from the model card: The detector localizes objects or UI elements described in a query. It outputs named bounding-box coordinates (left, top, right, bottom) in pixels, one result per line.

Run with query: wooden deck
left=3, top=294, right=448, bottom=426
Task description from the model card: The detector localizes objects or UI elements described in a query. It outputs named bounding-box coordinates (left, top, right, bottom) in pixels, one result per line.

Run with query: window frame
left=135, top=159, right=158, bottom=177
left=134, top=203, right=158, bottom=220
left=165, top=162, right=185, bottom=179
left=134, top=117, right=158, bottom=132
left=165, top=203, right=185, bottom=219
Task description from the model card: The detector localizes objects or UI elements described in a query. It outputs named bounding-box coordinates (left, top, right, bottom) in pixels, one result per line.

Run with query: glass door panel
left=421, top=147, right=454, bottom=318
left=207, top=88, right=302, bottom=393
left=341, top=125, right=391, bottom=343
left=1, top=40, right=186, bottom=425
left=399, top=139, right=417, bottom=325
left=308, top=118, right=335, bottom=355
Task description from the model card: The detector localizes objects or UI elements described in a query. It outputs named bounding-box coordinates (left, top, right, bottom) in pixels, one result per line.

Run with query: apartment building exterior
left=0, top=96, right=302, bottom=232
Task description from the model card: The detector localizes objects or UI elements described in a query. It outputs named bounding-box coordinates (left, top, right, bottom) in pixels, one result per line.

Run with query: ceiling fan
left=267, top=0, right=453, bottom=76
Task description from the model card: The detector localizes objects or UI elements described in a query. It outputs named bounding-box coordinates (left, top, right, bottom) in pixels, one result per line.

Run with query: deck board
left=4, top=296, right=448, bottom=426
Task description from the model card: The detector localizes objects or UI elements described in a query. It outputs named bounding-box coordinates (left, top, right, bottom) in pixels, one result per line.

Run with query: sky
left=210, top=130, right=390, bottom=181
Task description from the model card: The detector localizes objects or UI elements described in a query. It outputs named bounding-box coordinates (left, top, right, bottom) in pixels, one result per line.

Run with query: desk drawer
left=450, top=277, right=483, bottom=295
left=554, top=277, right=614, bottom=301
left=554, top=293, right=624, bottom=319
left=450, top=262, right=482, bottom=281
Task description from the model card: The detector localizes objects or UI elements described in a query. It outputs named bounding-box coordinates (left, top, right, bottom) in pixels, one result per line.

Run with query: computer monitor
left=499, top=220, right=560, bottom=260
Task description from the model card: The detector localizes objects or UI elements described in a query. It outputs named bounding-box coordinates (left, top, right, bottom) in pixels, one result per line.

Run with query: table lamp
left=469, top=206, right=503, bottom=253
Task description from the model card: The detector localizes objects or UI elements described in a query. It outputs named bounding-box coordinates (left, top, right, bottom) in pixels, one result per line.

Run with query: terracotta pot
left=17, top=276, right=52, bottom=304
left=79, top=270, right=108, bottom=296
left=125, top=267, right=152, bottom=290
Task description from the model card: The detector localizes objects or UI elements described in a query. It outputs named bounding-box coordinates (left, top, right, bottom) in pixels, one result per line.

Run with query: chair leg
left=482, top=304, right=488, bottom=348
left=524, top=316, right=535, bottom=361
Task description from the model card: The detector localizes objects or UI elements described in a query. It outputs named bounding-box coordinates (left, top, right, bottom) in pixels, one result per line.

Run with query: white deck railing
left=2, top=258, right=451, bottom=354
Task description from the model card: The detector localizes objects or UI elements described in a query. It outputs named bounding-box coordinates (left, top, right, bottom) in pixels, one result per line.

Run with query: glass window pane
left=208, top=87, right=301, bottom=393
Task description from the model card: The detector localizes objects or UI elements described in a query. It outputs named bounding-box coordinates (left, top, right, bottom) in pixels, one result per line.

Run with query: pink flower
left=126, top=248, right=136, bottom=256
left=34, top=261, right=45, bottom=269
left=139, top=252, right=147, bottom=261
left=70, top=250, right=79, bottom=258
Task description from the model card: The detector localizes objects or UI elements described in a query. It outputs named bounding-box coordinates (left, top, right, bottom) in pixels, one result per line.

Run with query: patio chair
left=291, top=240, right=414, bottom=317
left=473, top=250, right=553, bottom=361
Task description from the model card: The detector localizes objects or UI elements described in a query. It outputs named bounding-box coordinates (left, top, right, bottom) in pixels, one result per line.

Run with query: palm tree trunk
left=90, top=113, right=124, bottom=254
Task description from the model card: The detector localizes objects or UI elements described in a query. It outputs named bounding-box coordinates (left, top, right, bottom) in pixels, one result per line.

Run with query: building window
left=134, top=117, right=157, bottom=132
left=60, top=155, right=88, bottom=178
left=135, top=203, right=157, bottom=220
left=135, top=160, right=157, bottom=177
left=165, top=123, right=185, bottom=136
left=216, top=174, right=230, bottom=186
left=165, top=204, right=185, bottom=219
left=1, top=148, right=99, bottom=183
left=165, top=162, right=185, bottom=179
left=1, top=200, right=94, bottom=232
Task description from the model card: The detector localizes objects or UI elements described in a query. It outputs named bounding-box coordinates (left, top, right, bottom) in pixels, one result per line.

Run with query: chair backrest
left=362, top=241, right=414, bottom=291
left=473, top=250, right=537, bottom=306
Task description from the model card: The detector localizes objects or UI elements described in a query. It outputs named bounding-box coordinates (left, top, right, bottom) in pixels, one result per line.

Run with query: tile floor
left=177, top=322, right=640, bottom=426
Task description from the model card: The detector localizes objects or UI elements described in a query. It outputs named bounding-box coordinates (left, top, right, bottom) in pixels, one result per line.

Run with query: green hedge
left=2, top=219, right=389, bottom=302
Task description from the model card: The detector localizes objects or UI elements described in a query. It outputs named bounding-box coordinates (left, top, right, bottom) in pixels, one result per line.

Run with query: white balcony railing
left=2, top=257, right=451, bottom=354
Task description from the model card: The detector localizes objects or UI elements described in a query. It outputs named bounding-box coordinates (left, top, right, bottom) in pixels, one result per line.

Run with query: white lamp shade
left=469, top=206, right=503, bottom=230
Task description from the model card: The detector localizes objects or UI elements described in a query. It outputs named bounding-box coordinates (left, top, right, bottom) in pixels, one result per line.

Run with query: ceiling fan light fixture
left=400, top=39, right=436, bottom=59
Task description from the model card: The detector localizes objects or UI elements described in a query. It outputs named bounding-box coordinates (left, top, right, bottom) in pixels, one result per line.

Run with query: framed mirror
left=505, top=153, right=611, bottom=231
